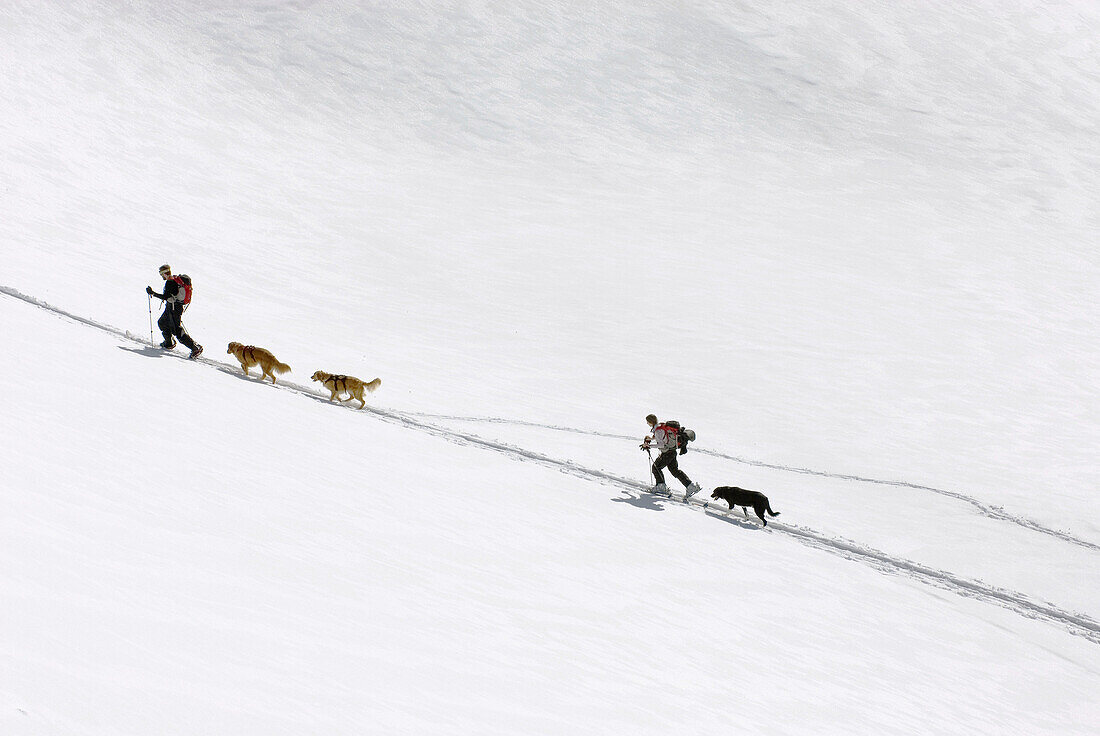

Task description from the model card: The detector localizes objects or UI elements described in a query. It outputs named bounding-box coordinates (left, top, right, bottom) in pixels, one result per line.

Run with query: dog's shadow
left=216, top=365, right=284, bottom=386
left=702, top=505, right=766, bottom=531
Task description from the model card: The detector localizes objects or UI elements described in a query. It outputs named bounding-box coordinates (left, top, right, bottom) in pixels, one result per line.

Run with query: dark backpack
left=664, top=420, right=696, bottom=455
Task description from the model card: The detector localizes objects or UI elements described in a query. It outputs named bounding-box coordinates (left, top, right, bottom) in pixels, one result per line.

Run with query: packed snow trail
left=408, top=412, right=1100, bottom=553
left=8, top=283, right=1090, bottom=551
left=4, top=285, right=1099, bottom=645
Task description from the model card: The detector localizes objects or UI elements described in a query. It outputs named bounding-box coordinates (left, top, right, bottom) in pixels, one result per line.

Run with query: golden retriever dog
left=311, top=370, right=381, bottom=409
left=227, top=342, right=291, bottom=384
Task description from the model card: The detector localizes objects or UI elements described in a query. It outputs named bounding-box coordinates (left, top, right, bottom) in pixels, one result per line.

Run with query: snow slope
left=2, top=1, right=1098, bottom=734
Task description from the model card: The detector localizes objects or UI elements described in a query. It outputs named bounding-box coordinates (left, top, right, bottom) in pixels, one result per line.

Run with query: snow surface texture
left=1, top=2, right=1098, bottom=734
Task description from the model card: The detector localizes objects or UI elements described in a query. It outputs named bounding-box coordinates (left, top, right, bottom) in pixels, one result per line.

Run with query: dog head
left=227, top=342, right=242, bottom=355
left=311, top=371, right=328, bottom=383
left=711, top=488, right=726, bottom=501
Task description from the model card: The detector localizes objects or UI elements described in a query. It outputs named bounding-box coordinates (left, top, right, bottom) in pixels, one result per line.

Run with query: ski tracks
left=406, top=412, right=1100, bottom=554
left=385, top=414, right=1100, bottom=645
left=4, top=286, right=1099, bottom=645
left=773, top=522, right=1100, bottom=645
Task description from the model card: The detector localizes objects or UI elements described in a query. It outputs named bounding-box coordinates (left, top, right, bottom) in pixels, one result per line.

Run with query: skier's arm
left=148, top=280, right=179, bottom=301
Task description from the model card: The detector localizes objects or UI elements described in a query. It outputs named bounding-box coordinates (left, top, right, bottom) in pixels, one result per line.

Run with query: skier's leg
left=175, top=324, right=197, bottom=351
left=167, top=306, right=197, bottom=351
left=651, top=451, right=669, bottom=485
left=156, top=310, right=176, bottom=348
left=666, top=452, right=692, bottom=487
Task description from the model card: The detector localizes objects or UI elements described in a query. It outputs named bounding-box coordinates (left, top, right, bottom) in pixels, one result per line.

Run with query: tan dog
left=311, top=370, right=381, bottom=409
left=227, top=342, right=291, bottom=384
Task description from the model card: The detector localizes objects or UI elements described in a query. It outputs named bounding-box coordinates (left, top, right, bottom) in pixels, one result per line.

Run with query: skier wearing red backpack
left=146, top=264, right=203, bottom=359
left=642, top=413, right=702, bottom=498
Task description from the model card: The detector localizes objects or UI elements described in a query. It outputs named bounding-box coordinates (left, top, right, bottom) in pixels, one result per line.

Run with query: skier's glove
left=146, top=286, right=155, bottom=295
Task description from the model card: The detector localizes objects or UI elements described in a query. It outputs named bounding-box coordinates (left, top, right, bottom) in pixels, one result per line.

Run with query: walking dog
left=227, top=342, right=291, bottom=384
left=710, top=486, right=781, bottom=526
left=311, top=370, right=381, bottom=409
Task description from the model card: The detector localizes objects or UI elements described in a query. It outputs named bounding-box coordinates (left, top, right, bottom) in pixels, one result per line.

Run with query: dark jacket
left=150, top=278, right=197, bottom=351
left=150, top=278, right=182, bottom=305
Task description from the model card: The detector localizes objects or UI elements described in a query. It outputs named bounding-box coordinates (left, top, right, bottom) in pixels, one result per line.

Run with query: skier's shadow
left=611, top=490, right=764, bottom=529
left=118, top=345, right=172, bottom=359
left=118, top=345, right=279, bottom=386
left=611, top=491, right=669, bottom=512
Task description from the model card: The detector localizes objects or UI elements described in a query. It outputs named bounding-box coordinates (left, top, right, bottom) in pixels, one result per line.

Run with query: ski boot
left=684, top=482, right=702, bottom=499
left=189, top=344, right=203, bottom=360
left=651, top=483, right=669, bottom=496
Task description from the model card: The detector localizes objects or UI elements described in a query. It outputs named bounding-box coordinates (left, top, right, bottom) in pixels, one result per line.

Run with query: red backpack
left=659, top=420, right=695, bottom=454
left=170, top=274, right=193, bottom=309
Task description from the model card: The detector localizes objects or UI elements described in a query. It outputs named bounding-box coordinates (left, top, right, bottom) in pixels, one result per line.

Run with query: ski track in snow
left=404, top=413, right=1100, bottom=554
left=5, top=285, right=1099, bottom=645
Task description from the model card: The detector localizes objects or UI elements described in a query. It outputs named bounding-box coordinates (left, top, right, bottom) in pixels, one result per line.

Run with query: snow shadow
left=703, top=507, right=766, bottom=531
left=117, top=345, right=175, bottom=359
left=611, top=491, right=669, bottom=513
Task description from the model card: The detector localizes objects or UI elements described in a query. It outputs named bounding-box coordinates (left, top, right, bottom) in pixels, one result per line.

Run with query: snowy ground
left=2, top=2, right=1098, bottom=734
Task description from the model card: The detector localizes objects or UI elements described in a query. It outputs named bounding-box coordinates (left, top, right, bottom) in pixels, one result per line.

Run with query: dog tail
left=766, top=503, right=780, bottom=517
left=273, top=361, right=291, bottom=374
left=365, top=377, right=382, bottom=393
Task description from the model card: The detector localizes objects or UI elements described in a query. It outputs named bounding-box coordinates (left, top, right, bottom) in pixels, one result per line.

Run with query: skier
left=146, top=264, right=203, bottom=359
left=642, top=413, right=701, bottom=498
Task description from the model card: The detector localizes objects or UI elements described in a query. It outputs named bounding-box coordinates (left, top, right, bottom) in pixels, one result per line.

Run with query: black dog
left=710, top=486, right=780, bottom=526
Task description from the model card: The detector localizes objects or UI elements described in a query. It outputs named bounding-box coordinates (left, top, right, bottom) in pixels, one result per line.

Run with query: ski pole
left=148, top=294, right=155, bottom=346
left=645, top=446, right=655, bottom=486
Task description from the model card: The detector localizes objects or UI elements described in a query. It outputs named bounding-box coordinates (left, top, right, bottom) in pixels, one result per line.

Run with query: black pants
left=652, top=449, right=691, bottom=487
left=158, top=305, right=197, bottom=350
